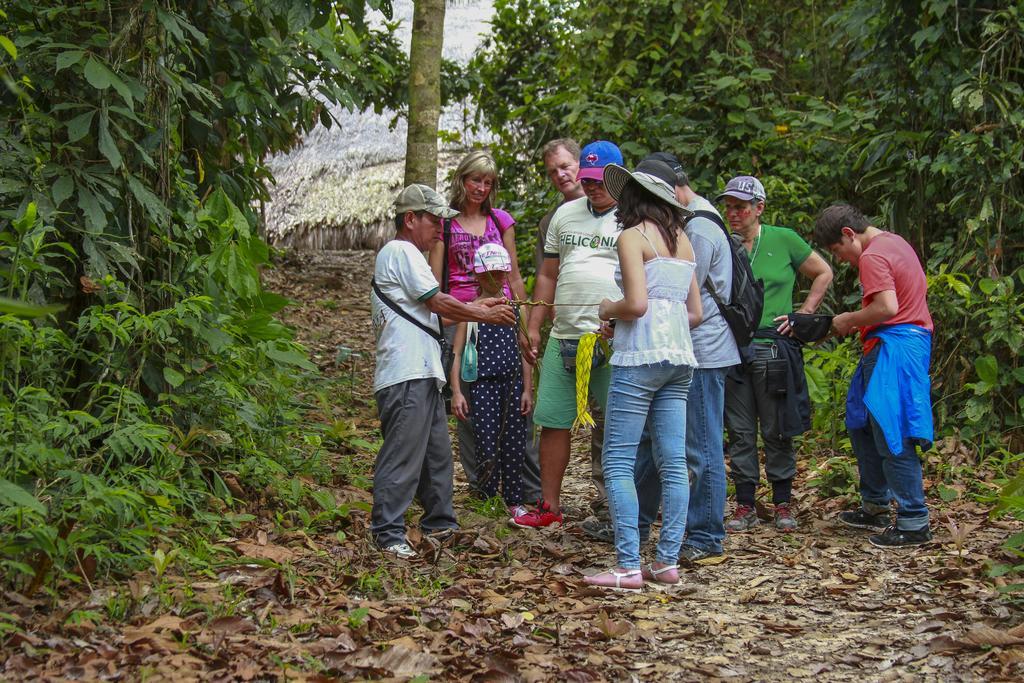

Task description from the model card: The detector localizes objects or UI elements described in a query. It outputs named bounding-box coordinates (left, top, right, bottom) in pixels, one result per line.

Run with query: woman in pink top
left=429, top=150, right=526, bottom=304
left=429, top=150, right=528, bottom=500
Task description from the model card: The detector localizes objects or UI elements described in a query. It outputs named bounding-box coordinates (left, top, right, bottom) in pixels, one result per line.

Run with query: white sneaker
left=381, top=542, right=416, bottom=559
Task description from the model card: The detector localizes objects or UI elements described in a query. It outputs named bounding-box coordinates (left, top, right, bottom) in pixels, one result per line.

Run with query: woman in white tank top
left=585, top=162, right=702, bottom=591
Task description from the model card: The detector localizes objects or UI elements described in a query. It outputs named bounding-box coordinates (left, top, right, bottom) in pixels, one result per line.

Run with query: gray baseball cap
left=715, top=175, right=766, bottom=203
left=393, top=184, right=459, bottom=218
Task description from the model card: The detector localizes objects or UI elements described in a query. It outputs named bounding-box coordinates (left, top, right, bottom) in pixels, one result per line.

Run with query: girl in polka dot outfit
left=450, top=244, right=534, bottom=516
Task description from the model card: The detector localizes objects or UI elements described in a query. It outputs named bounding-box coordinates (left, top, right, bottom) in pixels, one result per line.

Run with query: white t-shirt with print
left=371, top=239, right=445, bottom=394
left=543, top=197, right=622, bottom=339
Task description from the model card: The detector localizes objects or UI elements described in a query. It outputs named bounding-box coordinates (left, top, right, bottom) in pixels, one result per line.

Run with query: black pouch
left=438, top=336, right=456, bottom=412
left=787, top=313, right=834, bottom=344
left=558, top=337, right=608, bottom=374
left=439, top=336, right=454, bottom=381
left=764, top=356, right=788, bottom=396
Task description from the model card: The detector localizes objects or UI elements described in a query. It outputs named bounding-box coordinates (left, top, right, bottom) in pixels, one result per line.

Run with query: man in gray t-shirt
left=635, top=153, right=739, bottom=563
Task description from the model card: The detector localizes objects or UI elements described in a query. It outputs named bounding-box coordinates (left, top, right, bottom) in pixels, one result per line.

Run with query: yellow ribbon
left=572, top=332, right=600, bottom=432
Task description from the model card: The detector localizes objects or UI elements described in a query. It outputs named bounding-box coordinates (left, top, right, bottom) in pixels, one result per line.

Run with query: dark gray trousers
left=724, top=344, right=797, bottom=492
left=371, top=378, right=458, bottom=547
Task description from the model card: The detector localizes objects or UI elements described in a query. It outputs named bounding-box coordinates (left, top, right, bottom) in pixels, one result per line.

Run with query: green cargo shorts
left=533, top=335, right=611, bottom=430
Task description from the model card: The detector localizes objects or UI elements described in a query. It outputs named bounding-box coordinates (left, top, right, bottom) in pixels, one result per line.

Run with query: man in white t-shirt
left=370, top=184, right=515, bottom=559
left=512, top=141, right=624, bottom=529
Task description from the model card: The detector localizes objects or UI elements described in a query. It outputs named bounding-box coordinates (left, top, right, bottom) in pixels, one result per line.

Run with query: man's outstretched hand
left=478, top=297, right=516, bottom=326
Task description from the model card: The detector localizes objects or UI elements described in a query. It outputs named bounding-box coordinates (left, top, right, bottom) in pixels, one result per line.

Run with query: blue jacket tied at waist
left=847, top=324, right=934, bottom=455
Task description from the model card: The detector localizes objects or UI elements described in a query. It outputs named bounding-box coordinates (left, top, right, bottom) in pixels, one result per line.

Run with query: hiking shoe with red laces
left=774, top=504, right=798, bottom=531
left=725, top=504, right=759, bottom=532
left=510, top=500, right=563, bottom=528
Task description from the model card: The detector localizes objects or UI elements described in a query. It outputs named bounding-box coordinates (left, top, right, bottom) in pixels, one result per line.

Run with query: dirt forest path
left=261, top=251, right=1023, bottom=682
left=5, top=250, right=1023, bottom=682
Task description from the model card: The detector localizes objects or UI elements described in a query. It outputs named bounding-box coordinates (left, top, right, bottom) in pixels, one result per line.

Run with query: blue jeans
left=603, top=362, right=693, bottom=568
left=850, top=349, right=930, bottom=531
left=637, top=367, right=729, bottom=553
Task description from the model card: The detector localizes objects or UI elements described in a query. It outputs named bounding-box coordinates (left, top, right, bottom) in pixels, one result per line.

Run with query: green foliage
left=477, top=0, right=1024, bottom=591
left=0, top=1, right=402, bottom=593
left=928, top=267, right=1024, bottom=452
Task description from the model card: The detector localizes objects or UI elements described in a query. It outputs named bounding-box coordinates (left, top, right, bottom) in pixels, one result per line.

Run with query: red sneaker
left=510, top=500, right=563, bottom=528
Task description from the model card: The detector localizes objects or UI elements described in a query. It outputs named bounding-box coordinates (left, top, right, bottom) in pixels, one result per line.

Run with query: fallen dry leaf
left=206, top=615, right=257, bottom=635
left=233, top=541, right=295, bottom=564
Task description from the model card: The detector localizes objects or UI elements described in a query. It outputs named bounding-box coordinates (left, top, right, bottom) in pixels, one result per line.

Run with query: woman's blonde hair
left=449, top=150, right=499, bottom=212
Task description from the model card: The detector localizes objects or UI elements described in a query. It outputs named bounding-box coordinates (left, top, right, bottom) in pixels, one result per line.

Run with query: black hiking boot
left=868, top=525, right=932, bottom=548
left=837, top=509, right=889, bottom=531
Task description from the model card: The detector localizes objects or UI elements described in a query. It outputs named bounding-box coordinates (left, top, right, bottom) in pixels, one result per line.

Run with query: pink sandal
left=641, top=563, right=679, bottom=585
left=583, top=568, right=643, bottom=592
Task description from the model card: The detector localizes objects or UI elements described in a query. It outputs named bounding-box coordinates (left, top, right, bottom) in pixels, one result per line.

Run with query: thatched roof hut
left=265, top=1, right=494, bottom=251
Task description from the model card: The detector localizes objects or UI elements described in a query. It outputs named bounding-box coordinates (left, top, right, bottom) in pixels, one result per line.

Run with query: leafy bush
left=0, top=1, right=402, bottom=593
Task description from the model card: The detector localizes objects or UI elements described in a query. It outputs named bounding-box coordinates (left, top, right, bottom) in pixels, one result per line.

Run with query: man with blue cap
left=513, top=141, right=624, bottom=529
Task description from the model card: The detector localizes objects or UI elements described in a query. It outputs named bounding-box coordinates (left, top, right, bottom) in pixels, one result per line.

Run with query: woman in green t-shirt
left=716, top=175, right=832, bottom=534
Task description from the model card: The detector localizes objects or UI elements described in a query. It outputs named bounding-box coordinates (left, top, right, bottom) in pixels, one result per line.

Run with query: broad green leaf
left=265, top=344, right=316, bottom=370
left=163, top=367, right=185, bottom=388
left=975, top=355, right=998, bottom=385
left=0, top=177, right=25, bottom=194
left=710, top=75, right=741, bottom=90
left=97, top=108, right=122, bottom=170
left=0, top=479, right=45, bottom=515
left=83, top=57, right=114, bottom=89
left=55, top=49, right=84, bottom=71
left=126, top=175, right=170, bottom=223
left=964, top=398, right=987, bottom=422
left=979, top=278, right=997, bottom=295
left=205, top=188, right=251, bottom=238
left=13, top=201, right=36, bottom=230
left=198, top=325, right=233, bottom=353
left=948, top=277, right=970, bottom=298
left=83, top=57, right=135, bottom=110
left=66, top=110, right=95, bottom=142
left=52, top=174, right=74, bottom=206
left=157, top=8, right=185, bottom=43
left=77, top=185, right=107, bottom=230
left=0, top=35, right=16, bottom=60
left=0, top=297, right=63, bottom=318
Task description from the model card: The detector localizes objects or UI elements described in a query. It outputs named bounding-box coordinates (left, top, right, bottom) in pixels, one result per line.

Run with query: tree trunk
left=404, top=0, right=446, bottom=188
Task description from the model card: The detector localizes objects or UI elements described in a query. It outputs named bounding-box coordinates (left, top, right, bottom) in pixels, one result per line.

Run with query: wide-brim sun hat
left=602, top=163, right=689, bottom=211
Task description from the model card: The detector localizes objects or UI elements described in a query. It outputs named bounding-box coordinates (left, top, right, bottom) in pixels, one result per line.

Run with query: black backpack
left=686, top=210, right=765, bottom=347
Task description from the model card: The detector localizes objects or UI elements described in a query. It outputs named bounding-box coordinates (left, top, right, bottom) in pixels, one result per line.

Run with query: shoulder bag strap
left=440, top=218, right=452, bottom=294
left=371, top=279, right=444, bottom=343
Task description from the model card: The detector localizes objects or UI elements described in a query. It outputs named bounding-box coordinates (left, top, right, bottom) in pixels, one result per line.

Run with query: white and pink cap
left=473, top=243, right=512, bottom=273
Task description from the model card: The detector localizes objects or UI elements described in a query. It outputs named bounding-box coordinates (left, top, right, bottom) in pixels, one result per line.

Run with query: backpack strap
left=689, top=209, right=727, bottom=232
left=686, top=210, right=729, bottom=296
left=371, top=279, right=444, bottom=343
